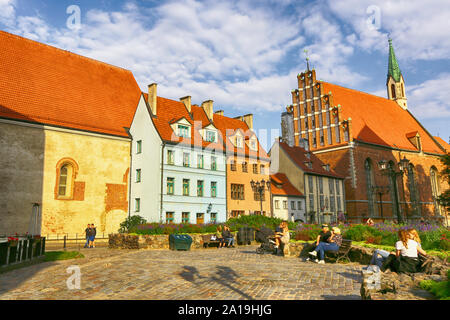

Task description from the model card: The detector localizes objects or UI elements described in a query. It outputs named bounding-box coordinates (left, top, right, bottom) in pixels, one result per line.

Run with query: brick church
left=281, top=39, right=448, bottom=225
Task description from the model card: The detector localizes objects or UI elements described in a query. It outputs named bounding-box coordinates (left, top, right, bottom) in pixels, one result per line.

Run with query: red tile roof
left=321, top=82, right=445, bottom=155
left=0, top=31, right=141, bottom=137
left=144, top=94, right=269, bottom=159
left=270, top=173, right=304, bottom=197
left=279, top=141, right=344, bottom=179
left=434, top=136, right=450, bottom=153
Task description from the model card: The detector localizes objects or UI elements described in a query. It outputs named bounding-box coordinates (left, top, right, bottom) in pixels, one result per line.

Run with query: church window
left=430, top=167, right=441, bottom=215
left=407, top=164, right=421, bottom=216
left=55, top=158, right=78, bottom=200
left=365, top=159, right=377, bottom=217
left=391, top=84, right=396, bottom=99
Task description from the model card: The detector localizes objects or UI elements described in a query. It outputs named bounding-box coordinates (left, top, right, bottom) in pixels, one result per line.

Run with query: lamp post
left=372, top=186, right=390, bottom=218
left=377, top=156, right=410, bottom=224
left=251, top=179, right=271, bottom=216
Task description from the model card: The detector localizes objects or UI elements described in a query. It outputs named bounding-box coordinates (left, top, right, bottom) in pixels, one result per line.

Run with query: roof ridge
left=0, top=30, right=132, bottom=73
left=322, top=81, right=397, bottom=104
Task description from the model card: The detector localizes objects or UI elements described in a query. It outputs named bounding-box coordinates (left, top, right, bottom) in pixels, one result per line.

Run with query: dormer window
left=249, top=137, right=258, bottom=151
left=178, top=124, right=190, bottom=138
left=236, top=136, right=243, bottom=148
left=205, top=130, right=216, bottom=143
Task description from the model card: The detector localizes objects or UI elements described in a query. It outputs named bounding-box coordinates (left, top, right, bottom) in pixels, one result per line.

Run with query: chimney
left=148, top=83, right=157, bottom=116
left=180, top=96, right=191, bottom=113
left=202, top=100, right=214, bottom=121
left=215, top=110, right=224, bottom=116
left=243, top=114, right=253, bottom=130
left=234, top=116, right=243, bottom=121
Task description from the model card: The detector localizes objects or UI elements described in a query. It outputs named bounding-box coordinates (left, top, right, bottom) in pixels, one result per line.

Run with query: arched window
left=407, top=164, right=421, bottom=216
left=388, top=161, right=400, bottom=218
left=430, top=167, right=441, bottom=215
left=391, top=84, right=396, bottom=99
left=55, top=158, right=79, bottom=200
left=365, top=159, right=377, bottom=217
left=401, top=83, right=405, bottom=97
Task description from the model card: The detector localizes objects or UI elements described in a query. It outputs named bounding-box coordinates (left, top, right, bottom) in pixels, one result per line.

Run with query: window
left=336, top=180, right=342, bottom=212
left=167, top=150, right=174, bottom=165
left=211, top=182, right=217, bottom=198
left=254, top=190, right=265, bottom=201
left=166, top=212, right=174, bottom=223
left=197, top=154, right=204, bottom=169
left=230, top=211, right=243, bottom=218
left=308, top=175, right=315, bottom=212
left=178, top=124, right=190, bottom=138
left=210, top=212, right=217, bottom=223
left=136, top=140, right=142, bottom=154
left=196, top=213, right=204, bottom=224
left=260, top=165, right=265, bottom=175
left=253, top=164, right=258, bottom=174
left=183, top=179, right=190, bottom=196
left=197, top=180, right=204, bottom=197
left=407, top=164, right=421, bottom=216
left=58, top=165, right=69, bottom=196
left=182, top=212, right=190, bottom=224
left=167, top=177, right=174, bottom=195
left=283, top=201, right=287, bottom=209
left=275, top=200, right=280, bottom=209
left=242, top=162, right=248, bottom=172
left=329, top=179, right=336, bottom=213
left=135, top=198, right=140, bottom=212
left=56, top=158, right=78, bottom=199
left=365, top=159, right=377, bottom=217
left=183, top=153, right=190, bottom=167
left=298, top=201, right=302, bottom=211
left=391, top=84, right=396, bottom=99
left=319, top=177, right=324, bottom=212
left=430, top=167, right=441, bottom=215
left=291, top=201, right=295, bottom=210
left=211, top=156, right=217, bottom=171
left=231, top=184, right=245, bottom=200
left=230, top=160, right=236, bottom=171
left=136, top=169, right=141, bottom=183
left=235, top=136, right=243, bottom=148
left=250, top=139, right=257, bottom=150
left=205, top=130, right=216, bottom=142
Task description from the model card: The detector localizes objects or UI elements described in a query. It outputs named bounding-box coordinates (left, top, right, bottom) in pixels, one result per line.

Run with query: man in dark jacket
left=84, top=224, right=91, bottom=248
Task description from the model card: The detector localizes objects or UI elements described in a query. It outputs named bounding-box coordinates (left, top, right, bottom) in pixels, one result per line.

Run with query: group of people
left=84, top=223, right=97, bottom=248
left=214, top=225, right=235, bottom=248
left=370, top=228, right=428, bottom=273
left=306, top=224, right=342, bottom=264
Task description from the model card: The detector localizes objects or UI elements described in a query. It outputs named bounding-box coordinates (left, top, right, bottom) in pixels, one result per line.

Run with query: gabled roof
left=321, top=82, right=445, bottom=155
left=278, top=141, right=344, bottom=179
left=270, top=173, right=304, bottom=197
left=0, top=31, right=141, bottom=137
left=434, top=136, right=450, bottom=153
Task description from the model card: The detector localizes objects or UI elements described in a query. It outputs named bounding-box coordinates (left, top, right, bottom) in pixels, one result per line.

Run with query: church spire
left=387, top=38, right=402, bottom=83
left=386, top=38, right=407, bottom=110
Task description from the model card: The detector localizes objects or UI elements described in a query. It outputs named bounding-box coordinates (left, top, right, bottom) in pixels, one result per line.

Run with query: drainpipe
left=126, top=129, right=133, bottom=220
left=160, top=142, right=165, bottom=223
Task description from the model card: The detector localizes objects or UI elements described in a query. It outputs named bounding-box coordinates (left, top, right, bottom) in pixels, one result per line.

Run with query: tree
left=437, top=153, right=450, bottom=223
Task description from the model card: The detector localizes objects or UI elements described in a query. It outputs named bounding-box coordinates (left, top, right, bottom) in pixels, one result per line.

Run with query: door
left=196, top=213, right=204, bottom=224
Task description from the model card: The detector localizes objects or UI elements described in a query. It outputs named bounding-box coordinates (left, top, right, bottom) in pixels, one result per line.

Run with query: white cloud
left=0, top=0, right=16, bottom=27
left=328, top=0, right=450, bottom=60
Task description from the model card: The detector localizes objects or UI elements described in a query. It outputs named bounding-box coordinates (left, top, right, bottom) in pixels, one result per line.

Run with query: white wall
left=129, top=95, right=162, bottom=222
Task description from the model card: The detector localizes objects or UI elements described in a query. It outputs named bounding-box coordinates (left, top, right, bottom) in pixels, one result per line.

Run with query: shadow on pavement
left=322, top=294, right=361, bottom=300
left=336, top=271, right=362, bottom=281
left=178, top=265, right=254, bottom=300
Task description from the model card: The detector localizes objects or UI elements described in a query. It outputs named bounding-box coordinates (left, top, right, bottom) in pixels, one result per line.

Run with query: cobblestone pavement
left=0, top=246, right=363, bottom=300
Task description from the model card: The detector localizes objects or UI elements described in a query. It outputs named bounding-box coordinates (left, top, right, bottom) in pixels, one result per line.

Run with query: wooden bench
left=325, top=239, right=352, bottom=263
left=201, top=234, right=222, bottom=248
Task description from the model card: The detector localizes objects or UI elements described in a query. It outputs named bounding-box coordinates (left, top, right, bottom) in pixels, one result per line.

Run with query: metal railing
left=44, top=233, right=110, bottom=250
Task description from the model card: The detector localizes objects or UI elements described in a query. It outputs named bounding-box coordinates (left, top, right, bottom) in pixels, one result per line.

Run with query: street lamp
left=251, top=179, right=271, bottom=216
left=377, top=156, right=410, bottom=224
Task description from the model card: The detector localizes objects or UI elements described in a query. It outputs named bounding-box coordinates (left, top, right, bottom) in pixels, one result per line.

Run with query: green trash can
left=169, top=234, right=192, bottom=251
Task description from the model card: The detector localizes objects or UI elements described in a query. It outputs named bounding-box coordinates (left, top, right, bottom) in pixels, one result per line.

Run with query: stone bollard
left=360, top=265, right=381, bottom=300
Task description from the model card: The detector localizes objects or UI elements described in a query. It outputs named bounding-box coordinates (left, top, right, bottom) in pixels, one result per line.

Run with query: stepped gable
left=321, top=81, right=445, bottom=155
left=0, top=31, right=141, bottom=137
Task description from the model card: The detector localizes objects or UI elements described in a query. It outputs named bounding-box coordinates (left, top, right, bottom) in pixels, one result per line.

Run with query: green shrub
left=419, top=277, right=450, bottom=300
left=119, top=215, right=147, bottom=233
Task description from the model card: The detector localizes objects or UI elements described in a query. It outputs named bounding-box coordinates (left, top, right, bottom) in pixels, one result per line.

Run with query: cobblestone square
left=0, top=246, right=363, bottom=300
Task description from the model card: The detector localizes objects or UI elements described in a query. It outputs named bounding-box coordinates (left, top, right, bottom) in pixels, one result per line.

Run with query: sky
left=1, top=0, right=449, bottom=151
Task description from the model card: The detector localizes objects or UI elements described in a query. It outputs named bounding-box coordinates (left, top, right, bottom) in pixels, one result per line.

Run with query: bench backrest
left=338, top=239, right=352, bottom=253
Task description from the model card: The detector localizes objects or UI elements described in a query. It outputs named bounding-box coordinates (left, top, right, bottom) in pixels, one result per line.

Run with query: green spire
left=388, top=38, right=402, bottom=82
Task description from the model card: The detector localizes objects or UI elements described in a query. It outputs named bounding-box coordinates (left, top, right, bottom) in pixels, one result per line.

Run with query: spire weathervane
left=304, top=49, right=311, bottom=71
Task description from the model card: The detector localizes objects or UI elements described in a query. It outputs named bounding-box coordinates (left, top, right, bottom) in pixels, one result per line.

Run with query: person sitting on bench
left=274, top=221, right=290, bottom=255
left=306, top=224, right=331, bottom=261
left=222, top=225, right=235, bottom=247
left=215, top=225, right=225, bottom=248
left=308, top=227, right=342, bottom=264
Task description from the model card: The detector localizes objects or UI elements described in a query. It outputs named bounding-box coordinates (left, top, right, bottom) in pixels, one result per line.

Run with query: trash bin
left=237, top=227, right=253, bottom=245
left=169, top=234, right=193, bottom=251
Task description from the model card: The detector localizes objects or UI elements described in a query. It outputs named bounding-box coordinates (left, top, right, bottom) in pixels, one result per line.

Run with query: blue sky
left=1, top=0, right=449, bottom=151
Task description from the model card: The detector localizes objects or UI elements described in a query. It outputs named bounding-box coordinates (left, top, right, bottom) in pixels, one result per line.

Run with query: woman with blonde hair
left=309, top=226, right=343, bottom=264
left=382, top=229, right=427, bottom=273
left=215, top=225, right=225, bottom=248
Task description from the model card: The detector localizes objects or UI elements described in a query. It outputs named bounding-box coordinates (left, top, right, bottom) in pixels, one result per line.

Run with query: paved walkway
left=0, top=246, right=363, bottom=300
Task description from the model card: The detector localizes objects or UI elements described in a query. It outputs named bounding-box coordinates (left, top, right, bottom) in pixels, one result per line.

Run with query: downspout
left=160, top=142, right=165, bottom=223
left=126, top=129, right=133, bottom=219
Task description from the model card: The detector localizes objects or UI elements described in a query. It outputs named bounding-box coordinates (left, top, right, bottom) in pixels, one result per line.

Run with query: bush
left=420, top=277, right=450, bottom=300
left=119, top=215, right=147, bottom=233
